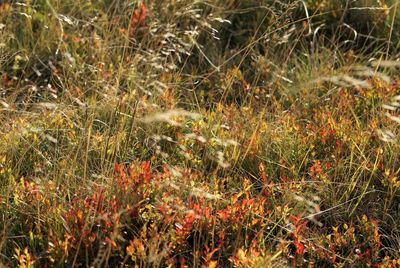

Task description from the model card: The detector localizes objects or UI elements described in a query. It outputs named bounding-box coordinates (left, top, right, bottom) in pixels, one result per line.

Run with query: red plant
left=309, top=160, right=323, bottom=179
left=176, top=210, right=196, bottom=243
left=130, top=2, right=147, bottom=33
left=259, top=162, right=267, bottom=183
left=141, top=161, right=152, bottom=183
left=217, top=208, right=230, bottom=222
left=290, top=214, right=307, bottom=256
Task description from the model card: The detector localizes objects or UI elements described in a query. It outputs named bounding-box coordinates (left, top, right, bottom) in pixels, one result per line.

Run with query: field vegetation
left=0, top=0, right=400, bottom=267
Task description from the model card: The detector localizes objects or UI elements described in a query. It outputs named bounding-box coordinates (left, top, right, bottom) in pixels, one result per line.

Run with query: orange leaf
left=130, top=2, right=147, bottom=33
left=294, top=240, right=305, bottom=255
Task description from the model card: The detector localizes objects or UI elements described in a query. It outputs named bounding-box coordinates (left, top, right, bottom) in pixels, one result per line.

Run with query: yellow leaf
left=207, top=261, right=218, bottom=268
left=237, top=249, right=247, bottom=261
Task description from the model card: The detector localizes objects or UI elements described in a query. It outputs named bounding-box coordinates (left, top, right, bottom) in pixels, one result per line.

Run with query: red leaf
left=290, top=214, right=299, bottom=225
left=130, top=2, right=147, bottom=33
left=294, top=240, right=305, bottom=255
left=114, top=163, right=122, bottom=173
left=217, top=209, right=230, bottom=222
left=141, top=161, right=151, bottom=183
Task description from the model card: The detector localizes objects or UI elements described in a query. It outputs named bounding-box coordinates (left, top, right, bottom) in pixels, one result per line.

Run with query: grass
left=0, top=0, right=400, bottom=267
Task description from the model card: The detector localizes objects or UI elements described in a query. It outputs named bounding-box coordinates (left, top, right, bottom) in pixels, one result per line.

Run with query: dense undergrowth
left=1, top=0, right=400, bottom=267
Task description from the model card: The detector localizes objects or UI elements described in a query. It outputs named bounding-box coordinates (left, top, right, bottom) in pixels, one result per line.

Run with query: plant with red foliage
left=289, top=214, right=307, bottom=256
left=175, top=209, right=196, bottom=244
left=130, top=2, right=147, bottom=34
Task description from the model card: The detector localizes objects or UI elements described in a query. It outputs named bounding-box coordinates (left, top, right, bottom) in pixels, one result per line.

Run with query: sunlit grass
left=0, top=0, right=400, bottom=267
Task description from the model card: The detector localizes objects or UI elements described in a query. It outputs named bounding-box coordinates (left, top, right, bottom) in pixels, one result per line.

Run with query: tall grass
left=0, top=0, right=399, bottom=267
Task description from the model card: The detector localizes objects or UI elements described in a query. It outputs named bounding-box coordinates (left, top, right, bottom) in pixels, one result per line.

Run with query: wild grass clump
left=1, top=0, right=400, bottom=267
